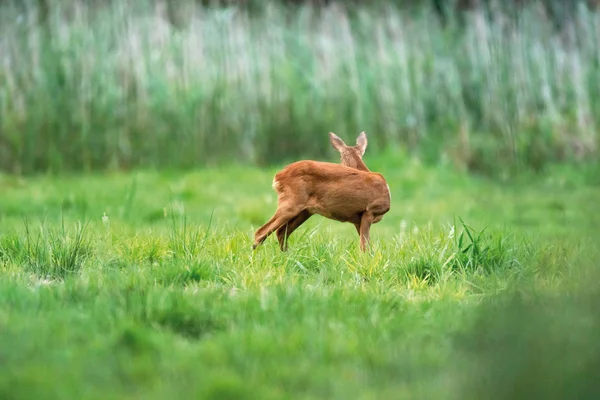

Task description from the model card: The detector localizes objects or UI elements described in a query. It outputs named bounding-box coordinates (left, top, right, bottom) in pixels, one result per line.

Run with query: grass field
left=1, top=149, right=599, bottom=399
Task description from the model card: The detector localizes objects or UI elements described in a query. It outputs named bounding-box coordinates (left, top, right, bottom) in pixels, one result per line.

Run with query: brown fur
left=253, top=132, right=391, bottom=252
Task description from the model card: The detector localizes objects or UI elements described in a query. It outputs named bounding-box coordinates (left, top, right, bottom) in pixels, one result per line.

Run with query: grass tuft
left=167, top=206, right=214, bottom=260
left=1, top=217, right=92, bottom=279
left=450, top=217, right=518, bottom=275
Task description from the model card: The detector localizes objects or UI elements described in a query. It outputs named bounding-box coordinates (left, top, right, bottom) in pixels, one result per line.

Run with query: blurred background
left=1, top=0, right=599, bottom=177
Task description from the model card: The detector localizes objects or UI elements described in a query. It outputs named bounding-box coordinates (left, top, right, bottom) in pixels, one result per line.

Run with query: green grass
left=1, top=0, right=600, bottom=175
left=0, top=153, right=599, bottom=399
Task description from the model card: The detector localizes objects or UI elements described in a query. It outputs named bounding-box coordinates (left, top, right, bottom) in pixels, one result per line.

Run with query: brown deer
left=252, top=132, right=391, bottom=252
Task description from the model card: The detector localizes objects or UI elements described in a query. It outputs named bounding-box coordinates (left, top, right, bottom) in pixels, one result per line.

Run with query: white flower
left=449, top=225, right=455, bottom=240
left=102, top=212, right=109, bottom=225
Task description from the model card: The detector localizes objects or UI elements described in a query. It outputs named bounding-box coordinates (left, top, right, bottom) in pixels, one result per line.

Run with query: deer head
left=329, top=131, right=369, bottom=171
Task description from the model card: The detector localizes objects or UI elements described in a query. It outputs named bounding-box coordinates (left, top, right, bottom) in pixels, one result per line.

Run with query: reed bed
left=1, top=1, right=599, bottom=174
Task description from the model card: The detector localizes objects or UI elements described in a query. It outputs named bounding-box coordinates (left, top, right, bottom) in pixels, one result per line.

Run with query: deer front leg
left=359, top=212, right=374, bottom=252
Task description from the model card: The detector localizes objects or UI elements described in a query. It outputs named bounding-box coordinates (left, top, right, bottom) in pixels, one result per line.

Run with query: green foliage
left=1, top=1, right=599, bottom=176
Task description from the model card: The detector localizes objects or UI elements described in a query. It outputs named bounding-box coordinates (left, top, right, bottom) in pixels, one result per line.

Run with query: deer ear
left=329, top=132, right=346, bottom=152
left=356, top=131, right=367, bottom=155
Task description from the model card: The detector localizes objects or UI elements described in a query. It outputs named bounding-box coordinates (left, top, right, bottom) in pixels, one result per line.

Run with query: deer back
left=273, top=161, right=390, bottom=220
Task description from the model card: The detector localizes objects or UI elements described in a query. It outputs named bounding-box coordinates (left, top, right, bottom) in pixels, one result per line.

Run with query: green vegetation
left=1, top=0, right=599, bottom=175
left=1, top=153, right=599, bottom=398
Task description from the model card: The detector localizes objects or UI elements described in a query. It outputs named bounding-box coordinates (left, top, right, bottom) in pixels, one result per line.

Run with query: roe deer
left=252, top=131, right=391, bottom=252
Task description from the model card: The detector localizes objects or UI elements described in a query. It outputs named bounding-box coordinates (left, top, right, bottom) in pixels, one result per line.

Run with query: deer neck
left=341, top=153, right=370, bottom=171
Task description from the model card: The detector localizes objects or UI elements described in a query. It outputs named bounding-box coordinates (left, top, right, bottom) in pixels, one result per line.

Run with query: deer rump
left=273, top=160, right=390, bottom=224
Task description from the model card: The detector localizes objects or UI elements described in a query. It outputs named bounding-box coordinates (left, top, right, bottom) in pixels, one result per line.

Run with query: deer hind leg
left=276, top=210, right=312, bottom=251
left=253, top=203, right=305, bottom=250
left=253, top=212, right=279, bottom=248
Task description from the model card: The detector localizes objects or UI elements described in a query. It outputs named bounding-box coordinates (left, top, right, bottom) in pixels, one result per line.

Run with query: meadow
left=1, top=0, right=600, bottom=398
left=1, top=150, right=600, bottom=398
